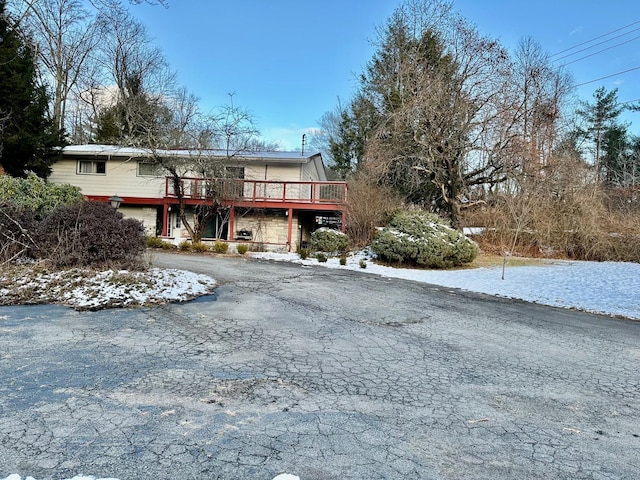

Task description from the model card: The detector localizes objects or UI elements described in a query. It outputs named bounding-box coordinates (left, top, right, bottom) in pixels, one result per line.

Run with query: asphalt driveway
left=1, top=252, right=639, bottom=479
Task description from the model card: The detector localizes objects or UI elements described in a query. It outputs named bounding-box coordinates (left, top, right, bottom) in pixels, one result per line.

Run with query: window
left=77, top=160, right=106, bottom=174
left=138, top=161, right=162, bottom=176
left=225, top=167, right=245, bottom=179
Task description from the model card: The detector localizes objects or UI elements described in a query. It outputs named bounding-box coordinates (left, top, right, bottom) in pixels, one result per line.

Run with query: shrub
left=36, top=201, right=146, bottom=269
left=339, top=255, right=347, bottom=266
left=191, top=242, right=209, bottom=253
left=251, top=242, right=265, bottom=252
left=146, top=236, right=165, bottom=248
left=0, top=173, right=83, bottom=219
left=298, top=247, right=309, bottom=260
left=345, top=174, right=404, bottom=247
left=236, top=244, right=249, bottom=255
left=0, top=202, right=37, bottom=263
left=178, top=240, right=191, bottom=251
left=371, top=210, right=478, bottom=268
left=212, top=241, right=229, bottom=254
left=463, top=165, right=640, bottom=263
left=310, top=228, right=349, bottom=254
left=359, top=259, right=367, bottom=269
left=316, top=252, right=328, bottom=263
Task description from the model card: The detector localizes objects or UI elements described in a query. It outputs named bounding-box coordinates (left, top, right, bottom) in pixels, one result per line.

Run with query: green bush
left=212, top=241, right=229, bottom=254
left=236, top=244, right=249, bottom=255
left=371, top=210, right=478, bottom=268
left=298, top=247, right=309, bottom=260
left=178, top=240, right=191, bottom=251
left=316, top=252, right=328, bottom=263
left=359, top=259, right=367, bottom=269
left=309, top=228, right=349, bottom=254
left=0, top=173, right=82, bottom=219
left=36, top=201, right=146, bottom=269
left=339, top=255, right=347, bottom=266
left=191, top=242, right=209, bottom=252
left=146, top=236, right=165, bottom=248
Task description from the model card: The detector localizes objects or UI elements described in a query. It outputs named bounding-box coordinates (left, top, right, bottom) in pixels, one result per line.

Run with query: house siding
left=301, top=159, right=319, bottom=181
left=49, top=158, right=165, bottom=198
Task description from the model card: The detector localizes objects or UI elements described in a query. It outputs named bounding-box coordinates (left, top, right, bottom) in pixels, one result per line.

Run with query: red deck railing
left=165, top=178, right=347, bottom=205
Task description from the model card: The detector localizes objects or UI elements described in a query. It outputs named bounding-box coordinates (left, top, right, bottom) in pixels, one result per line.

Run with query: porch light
left=109, top=194, right=123, bottom=209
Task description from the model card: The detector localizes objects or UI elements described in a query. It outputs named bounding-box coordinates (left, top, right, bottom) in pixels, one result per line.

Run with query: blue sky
left=132, top=0, right=640, bottom=150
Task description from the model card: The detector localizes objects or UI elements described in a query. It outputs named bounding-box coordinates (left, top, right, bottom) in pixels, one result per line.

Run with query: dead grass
left=466, top=252, right=547, bottom=269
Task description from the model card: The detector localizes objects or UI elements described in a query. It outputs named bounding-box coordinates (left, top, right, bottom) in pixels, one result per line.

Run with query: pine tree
left=576, top=86, right=625, bottom=182
left=0, top=0, right=63, bottom=178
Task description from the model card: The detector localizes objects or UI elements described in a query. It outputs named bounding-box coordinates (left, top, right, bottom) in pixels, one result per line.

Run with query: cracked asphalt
left=1, top=251, right=639, bottom=479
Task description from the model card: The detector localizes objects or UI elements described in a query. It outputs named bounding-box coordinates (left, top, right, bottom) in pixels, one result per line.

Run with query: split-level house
left=49, top=145, right=347, bottom=251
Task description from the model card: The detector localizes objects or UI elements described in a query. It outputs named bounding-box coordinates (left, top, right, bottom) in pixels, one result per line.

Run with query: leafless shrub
left=36, top=201, right=147, bottom=269
left=465, top=159, right=640, bottom=262
left=0, top=203, right=38, bottom=264
left=345, top=174, right=404, bottom=247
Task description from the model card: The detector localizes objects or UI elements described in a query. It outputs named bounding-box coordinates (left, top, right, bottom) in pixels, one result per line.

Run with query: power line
left=551, top=19, right=640, bottom=57
left=553, top=26, right=640, bottom=62
left=575, top=65, right=640, bottom=87
left=561, top=34, right=640, bottom=66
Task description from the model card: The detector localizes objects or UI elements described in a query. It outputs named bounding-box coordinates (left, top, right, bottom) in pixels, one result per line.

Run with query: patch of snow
left=251, top=251, right=640, bottom=321
left=272, top=475, right=300, bottom=480
left=0, top=267, right=216, bottom=310
left=463, top=227, right=485, bottom=235
left=2, top=476, right=119, bottom=480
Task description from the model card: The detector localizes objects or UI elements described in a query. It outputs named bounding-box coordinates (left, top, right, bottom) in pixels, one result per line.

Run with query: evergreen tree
left=576, top=86, right=625, bottom=182
left=94, top=72, right=172, bottom=146
left=0, top=0, right=63, bottom=177
left=328, top=96, right=378, bottom=179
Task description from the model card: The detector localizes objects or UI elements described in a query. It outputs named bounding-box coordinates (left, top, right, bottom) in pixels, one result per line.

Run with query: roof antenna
left=301, top=133, right=306, bottom=156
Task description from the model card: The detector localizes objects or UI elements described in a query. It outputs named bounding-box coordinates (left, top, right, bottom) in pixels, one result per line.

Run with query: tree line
left=1, top=0, right=268, bottom=178
left=314, top=0, right=639, bottom=233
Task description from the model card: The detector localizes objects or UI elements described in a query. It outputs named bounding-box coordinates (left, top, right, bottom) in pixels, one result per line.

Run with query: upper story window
left=138, top=161, right=162, bottom=177
left=226, top=167, right=245, bottom=179
left=77, top=160, right=106, bottom=174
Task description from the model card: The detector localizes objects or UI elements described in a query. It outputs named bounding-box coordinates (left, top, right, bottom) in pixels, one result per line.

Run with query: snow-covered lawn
left=252, top=250, right=640, bottom=321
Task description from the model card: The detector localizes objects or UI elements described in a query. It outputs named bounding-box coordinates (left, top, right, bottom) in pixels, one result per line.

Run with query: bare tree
left=361, top=0, right=518, bottom=229
left=12, top=0, right=101, bottom=133
left=509, top=37, right=572, bottom=176
left=87, top=7, right=177, bottom=146
left=126, top=90, right=270, bottom=243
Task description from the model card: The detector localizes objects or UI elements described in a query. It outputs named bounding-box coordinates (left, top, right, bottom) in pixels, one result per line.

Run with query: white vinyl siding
left=50, top=158, right=165, bottom=198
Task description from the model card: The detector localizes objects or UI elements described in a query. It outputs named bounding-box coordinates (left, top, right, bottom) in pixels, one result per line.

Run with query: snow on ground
left=251, top=250, right=640, bottom=321
left=3, top=473, right=302, bottom=480
left=0, top=267, right=217, bottom=310
left=60, top=268, right=217, bottom=309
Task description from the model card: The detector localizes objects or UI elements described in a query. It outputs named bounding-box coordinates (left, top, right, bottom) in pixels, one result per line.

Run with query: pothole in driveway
left=189, top=293, right=218, bottom=303
left=201, top=378, right=304, bottom=409
left=366, top=316, right=428, bottom=327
